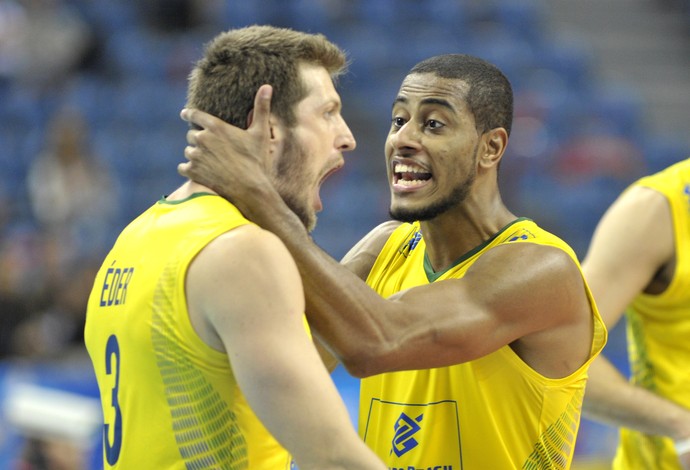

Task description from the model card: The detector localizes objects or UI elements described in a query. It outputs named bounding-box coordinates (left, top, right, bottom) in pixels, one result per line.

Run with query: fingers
left=250, top=84, right=273, bottom=138
left=178, top=87, right=273, bottom=184
left=178, top=145, right=198, bottom=179
left=180, top=108, right=222, bottom=132
left=180, top=84, right=272, bottom=134
left=186, top=129, right=197, bottom=146
left=183, top=141, right=195, bottom=161
left=177, top=161, right=191, bottom=178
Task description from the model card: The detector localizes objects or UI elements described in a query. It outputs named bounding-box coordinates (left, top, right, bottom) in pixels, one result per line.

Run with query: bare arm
left=311, top=220, right=400, bottom=370
left=581, top=185, right=690, bottom=466
left=582, top=186, right=674, bottom=326
left=187, top=225, right=384, bottom=469
left=179, top=88, right=593, bottom=380
left=339, top=220, right=401, bottom=280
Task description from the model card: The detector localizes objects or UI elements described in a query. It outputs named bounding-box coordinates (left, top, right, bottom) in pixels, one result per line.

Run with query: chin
left=389, top=206, right=418, bottom=223
left=390, top=202, right=448, bottom=223
left=305, top=216, right=317, bottom=233
left=298, top=210, right=317, bottom=232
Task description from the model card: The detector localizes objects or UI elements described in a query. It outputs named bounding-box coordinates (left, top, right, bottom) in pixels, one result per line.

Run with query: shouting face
left=386, top=73, right=480, bottom=222
left=271, top=64, right=356, bottom=231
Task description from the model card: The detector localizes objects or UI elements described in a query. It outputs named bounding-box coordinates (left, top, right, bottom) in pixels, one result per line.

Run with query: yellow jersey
left=361, top=218, right=606, bottom=469
left=614, top=158, right=690, bottom=470
left=84, top=193, right=293, bottom=469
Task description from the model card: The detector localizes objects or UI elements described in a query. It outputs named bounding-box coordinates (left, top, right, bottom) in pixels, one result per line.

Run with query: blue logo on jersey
left=399, top=231, right=423, bottom=257
left=390, top=412, right=424, bottom=457
left=507, top=228, right=535, bottom=242
left=684, top=183, right=690, bottom=208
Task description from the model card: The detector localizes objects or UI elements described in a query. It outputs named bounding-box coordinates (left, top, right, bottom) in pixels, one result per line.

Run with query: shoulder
left=187, top=224, right=303, bottom=338
left=358, top=220, right=405, bottom=252
left=479, top=239, right=581, bottom=282
left=637, top=158, right=690, bottom=194
left=341, top=220, right=403, bottom=279
left=621, top=183, right=670, bottom=212
left=583, top=181, right=674, bottom=285
left=192, top=224, right=298, bottom=287
left=591, top=184, right=672, bottom=254
left=466, top=239, right=587, bottom=327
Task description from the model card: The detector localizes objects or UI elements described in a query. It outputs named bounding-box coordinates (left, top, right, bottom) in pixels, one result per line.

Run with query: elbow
left=338, top=344, right=394, bottom=379
left=340, top=357, right=375, bottom=379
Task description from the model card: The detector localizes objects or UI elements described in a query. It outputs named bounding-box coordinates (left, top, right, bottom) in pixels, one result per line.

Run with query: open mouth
left=319, top=163, right=343, bottom=186
left=314, top=163, right=344, bottom=211
left=393, top=162, right=432, bottom=187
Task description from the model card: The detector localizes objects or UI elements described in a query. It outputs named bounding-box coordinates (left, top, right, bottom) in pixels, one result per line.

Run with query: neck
left=166, top=180, right=216, bottom=201
left=420, top=196, right=516, bottom=272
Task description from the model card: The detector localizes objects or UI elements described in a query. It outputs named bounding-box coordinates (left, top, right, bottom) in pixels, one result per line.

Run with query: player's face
left=385, top=73, right=479, bottom=222
left=271, top=64, right=356, bottom=232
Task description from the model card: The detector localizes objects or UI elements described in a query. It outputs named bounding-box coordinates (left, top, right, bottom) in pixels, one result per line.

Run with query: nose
left=336, top=115, right=356, bottom=152
left=388, top=120, right=421, bottom=152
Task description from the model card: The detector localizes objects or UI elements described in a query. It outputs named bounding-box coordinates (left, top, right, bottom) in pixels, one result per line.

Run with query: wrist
left=225, top=178, right=275, bottom=216
left=235, top=182, right=308, bottom=237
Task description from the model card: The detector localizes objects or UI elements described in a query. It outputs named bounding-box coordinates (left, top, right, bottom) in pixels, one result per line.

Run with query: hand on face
left=178, top=84, right=274, bottom=202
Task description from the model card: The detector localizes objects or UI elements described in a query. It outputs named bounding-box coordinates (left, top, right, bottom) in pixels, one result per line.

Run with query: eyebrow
left=321, top=98, right=342, bottom=110
left=393, top=96, right=456, bottom=112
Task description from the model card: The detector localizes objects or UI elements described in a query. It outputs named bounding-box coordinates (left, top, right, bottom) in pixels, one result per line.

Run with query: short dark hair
left=409, top=54, right=513, bottom=136
left=187, top=25, right=347, bottom=129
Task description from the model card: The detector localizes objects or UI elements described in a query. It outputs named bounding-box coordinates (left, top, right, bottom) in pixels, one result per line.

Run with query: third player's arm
left=582, top=185, right=690, bottom=454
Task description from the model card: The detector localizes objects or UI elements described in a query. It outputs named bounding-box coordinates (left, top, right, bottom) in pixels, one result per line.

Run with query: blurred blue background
left=0, top=0, right=689, bottom=468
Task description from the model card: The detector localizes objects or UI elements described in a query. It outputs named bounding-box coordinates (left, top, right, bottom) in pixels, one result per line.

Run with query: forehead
left=297, top=63, right=340, bottom=107
left=394, top=73, right=470, bottom=113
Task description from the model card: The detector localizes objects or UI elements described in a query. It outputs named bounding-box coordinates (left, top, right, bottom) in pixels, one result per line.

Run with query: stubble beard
left=389, top=166, right=477, bottom=223
left=272, top=132, right=317, bottom=232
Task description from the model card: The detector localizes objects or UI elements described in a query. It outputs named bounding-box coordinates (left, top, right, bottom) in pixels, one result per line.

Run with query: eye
left=392, top=116, right=406, bottom=128
left=426, top=119, right=444, bottom=130
left=323, top=103, right=341, bottom=119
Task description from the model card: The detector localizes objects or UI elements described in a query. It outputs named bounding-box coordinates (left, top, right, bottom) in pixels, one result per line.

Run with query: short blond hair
left=187, top=25, right=347, bottom=129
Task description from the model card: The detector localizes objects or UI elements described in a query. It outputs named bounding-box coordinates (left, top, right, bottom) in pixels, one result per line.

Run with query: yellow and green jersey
left=361, top=218, right=606, bottom=469
left=84, top=193, right=293, bottom=469
left=614, top=158, right=690, bottom=470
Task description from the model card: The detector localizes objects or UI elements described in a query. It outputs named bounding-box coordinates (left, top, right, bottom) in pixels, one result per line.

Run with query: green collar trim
left=158, top=192, right=215, bottom=205
left=423, top=217, right=530, bottom=282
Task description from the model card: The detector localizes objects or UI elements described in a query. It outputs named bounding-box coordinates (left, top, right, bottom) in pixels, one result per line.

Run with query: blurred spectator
left=10, top=256, right=100, bottom=358
left=0, top=0, right=24, bottom=86
left=16, top=105, right=119, bottom=360
left=0, top=223, right=99, bottom=360
left=0, top=226, right=42, bottom=359
left=0, top=0, right=97, bottom=91
left=27, top=105, right=118, bottom=263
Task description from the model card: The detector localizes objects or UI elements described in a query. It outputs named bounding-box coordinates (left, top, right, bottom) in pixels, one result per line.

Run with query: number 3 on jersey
left=105, top=334, right=123, bottom=465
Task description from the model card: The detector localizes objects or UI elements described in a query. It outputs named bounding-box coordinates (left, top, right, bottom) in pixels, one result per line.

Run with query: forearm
left=239, top=339, right=383, bottom=469
left=229, top=185, right=391, bottom=376
left=583, top=355, right=690, bottom=439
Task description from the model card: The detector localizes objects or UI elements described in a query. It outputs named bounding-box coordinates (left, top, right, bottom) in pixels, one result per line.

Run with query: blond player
left=85, top=25, right=384, bottom=470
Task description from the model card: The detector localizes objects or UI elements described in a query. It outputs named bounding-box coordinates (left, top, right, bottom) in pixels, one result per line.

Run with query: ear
left=246, top=109, right=284, bottom=154
left=479, top=127, right=508, bottom=169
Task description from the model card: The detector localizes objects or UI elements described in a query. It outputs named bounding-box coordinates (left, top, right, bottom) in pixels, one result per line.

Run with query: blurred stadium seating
left=0, top=0, right=688, bottom=468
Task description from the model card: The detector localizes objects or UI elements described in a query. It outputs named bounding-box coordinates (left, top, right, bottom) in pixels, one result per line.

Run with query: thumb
left=250, top=84, right=273, bottom=138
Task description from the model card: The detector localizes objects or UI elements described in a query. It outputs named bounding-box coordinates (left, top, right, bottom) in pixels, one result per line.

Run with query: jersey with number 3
left=84, top=193, right=293, bottom=469
left=360, top=218, right=607, bottom=469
